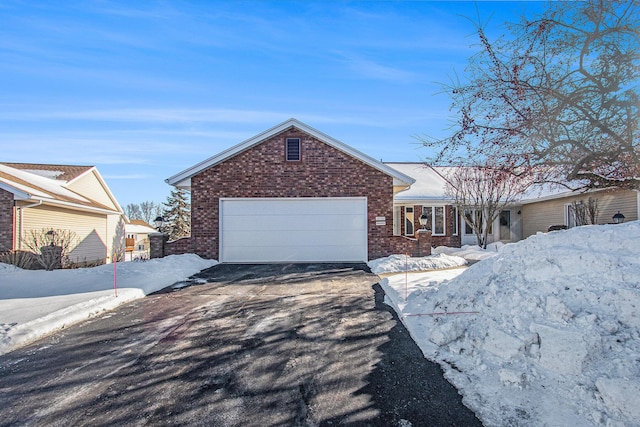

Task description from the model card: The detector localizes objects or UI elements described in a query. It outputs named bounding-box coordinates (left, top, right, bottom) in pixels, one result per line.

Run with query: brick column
left=415, top=229, right=432, bottom=257
left=149, top=233, right=168, bottom=259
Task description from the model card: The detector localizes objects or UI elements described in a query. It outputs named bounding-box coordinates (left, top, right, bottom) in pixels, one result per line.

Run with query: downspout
left=17, top=200, right=43, bottom=250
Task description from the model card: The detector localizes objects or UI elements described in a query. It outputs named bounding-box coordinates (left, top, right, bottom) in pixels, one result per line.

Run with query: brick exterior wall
left=401, top=204, right=461, bottom=249
left=0, top=188, right=14, bottom=252
left=164, top=236, right=193, bottom=256
left=189, top=126, right=405, bottom=261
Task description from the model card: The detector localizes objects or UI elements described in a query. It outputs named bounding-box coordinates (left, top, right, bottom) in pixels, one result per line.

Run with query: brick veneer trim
left=0, top=188, right=14, bottom=252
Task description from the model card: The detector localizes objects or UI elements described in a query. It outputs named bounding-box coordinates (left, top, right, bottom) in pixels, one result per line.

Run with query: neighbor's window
left=404, top=206, right=414, bottom=236
left=286, top=138, right=301, bottom=161
left=422, top=206, right=446, bottom=235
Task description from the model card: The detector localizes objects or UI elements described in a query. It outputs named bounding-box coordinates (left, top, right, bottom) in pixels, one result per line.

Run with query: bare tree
left=423, top=0, right=639, bottom=190
left=139, top=201, right=158, bottom=224
left=125, top=203, right=142, bottom=220
left=441, top=165, right=535, bottom=248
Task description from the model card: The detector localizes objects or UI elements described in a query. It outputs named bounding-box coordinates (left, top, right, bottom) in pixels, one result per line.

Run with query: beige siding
left=67, top=170, right=118, bottom=211
left=522, top=189, right=639, bottom=238
left=18, top=204, right=108, bottom=264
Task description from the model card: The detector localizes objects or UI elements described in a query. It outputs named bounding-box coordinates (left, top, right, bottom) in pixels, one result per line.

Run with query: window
left=453, top=207, right=459, bottom=236
left=393, top=206, right=401, bottom=236
left=422, top=206, right=446, bottom=236
left=464, top=209, right=492, bottom=235
left=286, top=138, right=301, bottom=161
left=404, top=206, right=414, bottom=236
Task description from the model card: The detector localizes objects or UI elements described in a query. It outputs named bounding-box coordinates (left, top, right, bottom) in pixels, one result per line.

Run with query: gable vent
left=286, top=138, right=301, bottom=161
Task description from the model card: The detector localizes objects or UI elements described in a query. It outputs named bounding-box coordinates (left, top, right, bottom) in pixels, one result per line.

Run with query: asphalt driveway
left=0, top=263, right=481, bottom=426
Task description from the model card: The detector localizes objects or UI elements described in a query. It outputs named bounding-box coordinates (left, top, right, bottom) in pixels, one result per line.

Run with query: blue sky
left=0, top=0, right=544, bottom=208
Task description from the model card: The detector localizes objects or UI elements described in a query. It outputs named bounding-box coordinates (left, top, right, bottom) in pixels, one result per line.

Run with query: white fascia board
left=166, top=118, right=415, bottom=187
left=0, top=181, right=31, bottom=200
left=35, top=198, right=122, bottom=215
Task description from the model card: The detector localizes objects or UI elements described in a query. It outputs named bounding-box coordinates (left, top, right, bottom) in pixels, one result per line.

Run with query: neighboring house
left=124, top=220, right=156, bottom=260
left=520, top=187, right=639, bottom=238
left=0, top=163, right=125, bottom=265
left=386, top=162, right=639, bottom=246
left=165, top=118, right=419, bottom=263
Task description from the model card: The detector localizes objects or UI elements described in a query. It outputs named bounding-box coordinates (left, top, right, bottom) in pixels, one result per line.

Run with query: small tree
left=442, top=165, right=535, bottom=248
left=163, top=189, right=191, bottom=241
left=22, top=228, right=78, bottom=270
left=586, top=197, right=599, bottom=225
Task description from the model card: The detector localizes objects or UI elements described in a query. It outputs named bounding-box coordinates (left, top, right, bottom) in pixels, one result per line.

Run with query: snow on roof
left=384, top=163, right=451, bottom=203
left=0, top=164, right=91, bottom=203
left=125, top=223, right=157, bottom=234
left=0, top=163, right=120, bottom=213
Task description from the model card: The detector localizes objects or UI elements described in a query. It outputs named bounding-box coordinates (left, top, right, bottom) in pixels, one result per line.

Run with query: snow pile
left=433, top=242, right=504, bottom=261
left=0, top=254, right=217, bottom=354
left=368, top=253, right=467, bottom=274
left=382, top=222, right=640, bottom=427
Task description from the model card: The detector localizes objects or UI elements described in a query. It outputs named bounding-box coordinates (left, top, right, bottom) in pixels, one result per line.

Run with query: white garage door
left=220, top=197, right=368, bottom=263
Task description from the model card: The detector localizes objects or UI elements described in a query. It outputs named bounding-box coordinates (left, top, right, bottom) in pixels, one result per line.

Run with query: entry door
left=499, top=210, right=511, bottom=241
left=219, top=198, right=368, bottom=263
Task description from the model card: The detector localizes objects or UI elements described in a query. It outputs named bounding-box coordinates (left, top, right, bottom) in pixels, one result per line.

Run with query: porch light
left=419, top=213, right=429, bottom=229
left=45, top=229, right=56, bottom=246
left=612, top=211, right=625, bottom=224
left=154, top=216, right=165, bottom=231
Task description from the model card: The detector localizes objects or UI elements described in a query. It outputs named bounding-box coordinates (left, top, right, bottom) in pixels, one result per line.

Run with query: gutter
left=17, top=199, right=42, bottom=250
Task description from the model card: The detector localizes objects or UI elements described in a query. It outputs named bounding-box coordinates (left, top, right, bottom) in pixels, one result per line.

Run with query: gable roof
left=166, top=118, right=415, bottom=189
left=387, top=162, right=593, bottom=205
left=0, top=163, right=123, bottom=214
left=2, top=163, right=93, bottom=182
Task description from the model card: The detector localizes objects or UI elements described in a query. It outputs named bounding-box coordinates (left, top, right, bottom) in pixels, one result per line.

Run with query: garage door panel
left=222, top=214, right=366, bottom=231
left=223, top=229, right=365, bottom=247
left=220, top=198, right=367, bottom=263
left=222, top=244, right=366, bottom=263
left=222, top=199, right=364, bottom=216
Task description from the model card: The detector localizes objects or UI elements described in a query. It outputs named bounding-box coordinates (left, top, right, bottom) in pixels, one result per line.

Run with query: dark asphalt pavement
left=0, top=263, right=481, bottom=426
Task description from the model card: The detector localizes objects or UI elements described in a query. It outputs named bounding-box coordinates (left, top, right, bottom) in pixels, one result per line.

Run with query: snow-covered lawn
left=373, top=222, right=640, bottom=427
left=0, top=254, right=217, bottom=355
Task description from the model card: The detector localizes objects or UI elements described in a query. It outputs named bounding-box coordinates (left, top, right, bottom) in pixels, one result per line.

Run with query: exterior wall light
left=612, top=211, right=625, bottom=224
left=419, top=213, right=429, bottom=230
left=154, top=216, right=165, bottom=231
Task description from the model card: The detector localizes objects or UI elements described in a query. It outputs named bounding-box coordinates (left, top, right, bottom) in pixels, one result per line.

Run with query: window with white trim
left=393, top=206, right=401, bottom=236
left=286, top=138, right=301, bottom=161
left=453, top=207, right=459, bottom=236
left=404, top=206, right=414, bottom=236
left=422, top=206, right=446, bottom=236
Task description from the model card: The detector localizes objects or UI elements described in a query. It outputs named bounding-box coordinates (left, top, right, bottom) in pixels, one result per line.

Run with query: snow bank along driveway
left=0, top=254, right=217, bottom=354
left=380, top=222, right=640, bottom=427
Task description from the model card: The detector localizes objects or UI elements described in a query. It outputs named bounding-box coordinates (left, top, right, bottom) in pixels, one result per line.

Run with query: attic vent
left=286, top=138, right=301, bottom=161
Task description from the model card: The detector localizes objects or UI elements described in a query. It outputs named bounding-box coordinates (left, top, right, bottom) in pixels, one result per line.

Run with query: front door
left=499, top=210, right=511, bottom=241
